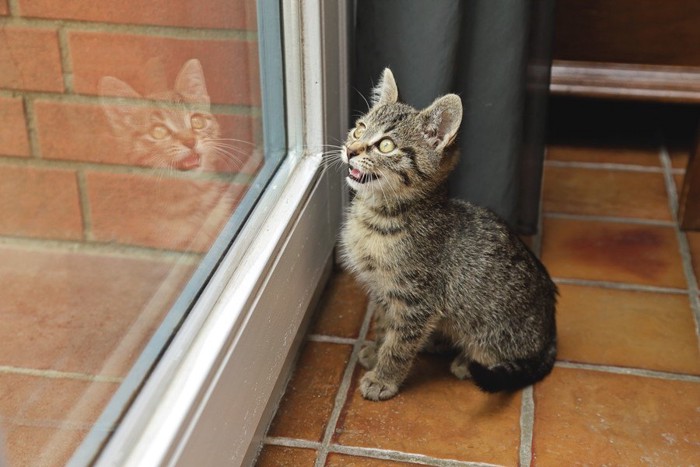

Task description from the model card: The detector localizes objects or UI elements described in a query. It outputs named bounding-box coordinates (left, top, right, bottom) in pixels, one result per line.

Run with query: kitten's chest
left=340, top=203, right=412, bottom=278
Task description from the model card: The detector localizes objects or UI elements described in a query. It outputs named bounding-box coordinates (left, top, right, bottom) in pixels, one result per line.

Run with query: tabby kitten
left=340, top=69, right=557, bottom=401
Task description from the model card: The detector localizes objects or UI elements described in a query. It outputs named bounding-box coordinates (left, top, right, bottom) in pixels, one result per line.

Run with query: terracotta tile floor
left=257, top=105, right=700, bottom=466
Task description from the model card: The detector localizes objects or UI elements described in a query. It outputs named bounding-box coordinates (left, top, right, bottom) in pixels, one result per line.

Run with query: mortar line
left=6, top=0, right=18, bottom=16
left=0, top=16, right=259, bottom=41
left=659, top=143, right=700, bottom=342
left=328, top=444, right=503, bottom=467
left=0, top=155, right=257, bottom=184
left=555, top=361, right=700, bottom=383
left=314, top=300, right=375, bottom=467
left=544, top=159, right=684, bottom=174
left=552, top=277, right=688, bottom=295
left=0, top=365, right=123, bottom=383
left=0, top=235, right=203, bottom=263
left=57, top=26, right=75, bottom=93
left=543, top=212, right=676, bottom=227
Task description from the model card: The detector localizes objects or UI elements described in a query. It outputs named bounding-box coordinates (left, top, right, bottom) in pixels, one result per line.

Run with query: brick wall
left=0, top=2, right=265, bottom=463
left=0, top=0, right=262, bottom=254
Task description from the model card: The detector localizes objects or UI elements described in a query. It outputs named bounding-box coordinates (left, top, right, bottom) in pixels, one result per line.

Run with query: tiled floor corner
left=257, top=103, right=700, bottom=466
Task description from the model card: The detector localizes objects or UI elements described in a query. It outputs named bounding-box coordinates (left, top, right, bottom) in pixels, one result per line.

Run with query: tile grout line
left=555, top=361, right=700, bottom=383
left=658, top=144, right=700, bottom=343
left=552, top=277, right=688, bottom=295
left=0, top=365, right=123, bottom=383
left=306, top=334, right=358, bottom=345
left=328, top=444, right=503, bottom=467
left=544, top=212, right=676, bottom=227
left=544, top=158, right=685, bottom=175
left=313, top=300, right=375, bottom=467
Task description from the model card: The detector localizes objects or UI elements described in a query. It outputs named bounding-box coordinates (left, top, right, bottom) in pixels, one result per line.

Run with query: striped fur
left=340, top=69, right=557, bottom=401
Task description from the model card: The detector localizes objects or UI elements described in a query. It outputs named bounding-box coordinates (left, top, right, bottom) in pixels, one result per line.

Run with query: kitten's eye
left=353, top=123, right=366, bottom=139
left=191, top=114, right=207, bottom=130
left=378, top=138, right=396, bottom=153
left=150, top=125, right=169, bottom=139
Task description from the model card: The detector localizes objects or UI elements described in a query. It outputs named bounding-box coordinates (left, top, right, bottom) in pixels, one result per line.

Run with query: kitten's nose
left=181, top=134, right=196, bottom=149
left=346, top=144, right=364, bottom=160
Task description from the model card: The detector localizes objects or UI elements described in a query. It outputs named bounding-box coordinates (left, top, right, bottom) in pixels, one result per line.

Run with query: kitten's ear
left=175, top=59, right=210, bottom=105
left=98, top=76, right=143, bottom=132
left=371, top=68, right=399, bottom=106
left=420, top=94, right=463, bottom=151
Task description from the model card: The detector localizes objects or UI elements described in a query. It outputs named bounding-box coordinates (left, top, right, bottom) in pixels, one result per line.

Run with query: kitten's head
left=342, top=68, right=462, bottom=199
left=99, top=59, right=221, bottom=172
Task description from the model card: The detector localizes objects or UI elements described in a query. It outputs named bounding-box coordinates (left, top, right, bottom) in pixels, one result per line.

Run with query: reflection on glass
left=0, top=0, right=270, bottom=464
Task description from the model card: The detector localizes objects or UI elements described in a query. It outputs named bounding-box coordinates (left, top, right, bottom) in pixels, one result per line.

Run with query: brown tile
left=543, top=166, right=671, bottom=220
left=0, top=246, right=194, bottom=376
left=268, top=342, right=352, bottom=441
left=335, top=355, right=521, bottom=465
left=0, top=374, right=118, bottom=424
left=5, top=424, right=86, bottom=467
left=533, top=367, right=700, bottom=466
left=255, top=445, right=317, bottom=466
left=556, top=285, right=700, bottom=374
left=311, top=272, right=368, bottom=338
left=325, top=453, right=414, bottom=466
left=683, top=231, right=700, bottom=285
left=547, top=144, right=661, bottom=166
left=541, top=218, right=686, bottom=288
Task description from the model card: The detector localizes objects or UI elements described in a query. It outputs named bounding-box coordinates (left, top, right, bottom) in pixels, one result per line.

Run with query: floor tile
left=334, top=354, right=522, bottom=465
left=267, top=342, right=352, bottom=441
left=556, top=285, right=700, bottom=374
left=540, top=218, right=686, bottom=288
left=256, top=445, right=317, bottom=466
left=311, top=271, right=368, bottom=339
left=683, top=231, right=700, bottom=285
left=532, top=367, right=700, bottom=466
left=325, top=453, right=415, bottom=466
left=4, top=424, right=86, bottom=467
left=0, top=246, right=194, bottom=376
left=542, top=166, right=671, bottom=220
left=547, top=144, right=661, bottom=167
left=0, top=374, right=118, bottom=425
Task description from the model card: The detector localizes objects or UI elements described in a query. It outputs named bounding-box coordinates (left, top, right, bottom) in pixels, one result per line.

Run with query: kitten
left=98, top=59, right=244, bottom=250
left=340, top=69, right=557, bottom=401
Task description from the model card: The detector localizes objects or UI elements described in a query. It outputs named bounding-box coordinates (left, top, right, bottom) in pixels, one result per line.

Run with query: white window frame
left=84, top=1, right=349, bottom=465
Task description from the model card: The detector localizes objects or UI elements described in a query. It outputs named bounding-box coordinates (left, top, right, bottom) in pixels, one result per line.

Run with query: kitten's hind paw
left=450, top=354, right=472, bottom=380
left=360, top=371, right=398, bottom=401
left=358, top=343, right=378, bottom=370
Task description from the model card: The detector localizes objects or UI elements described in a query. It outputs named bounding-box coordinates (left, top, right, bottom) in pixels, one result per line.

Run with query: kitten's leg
left=360, top=307, right=436, bottom=401
left=359, top=297, right=387, bottom=370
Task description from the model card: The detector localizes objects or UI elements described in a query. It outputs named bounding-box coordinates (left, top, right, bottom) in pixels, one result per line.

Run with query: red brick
left=0, top=1, right=9, bottom=15
left=0, top=96, right=30, bottom=157
left=69, top=32, right=260, bottom=106
left=18, top=0, right=257, bottom=30
left=0, top=166, right=83, bottom=240
left=34, top=99, right=261, bottom=171
left=86, top=172, right=249, bottom=252
left=0, top=27, right=64, bottom=92
left=0, top=246, right=195, bottom=376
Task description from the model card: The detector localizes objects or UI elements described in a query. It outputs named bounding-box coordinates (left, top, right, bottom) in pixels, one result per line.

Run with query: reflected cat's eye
left=150, top=125, right=169, bottom=139
left=353, top=123, right=366, bottom=139
left=378, top=138, right=395, bottom=153
left=191, top=114, right=207, bottom=129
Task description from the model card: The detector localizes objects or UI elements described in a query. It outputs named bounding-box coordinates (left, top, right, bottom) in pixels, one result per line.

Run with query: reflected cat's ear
left=98, top=76, right=143, bottom=132
left=371, top=68, right=398, bottom=106
left=175, top=59, right=210, bottom=105
left=420, top=94, right=463, bottom=151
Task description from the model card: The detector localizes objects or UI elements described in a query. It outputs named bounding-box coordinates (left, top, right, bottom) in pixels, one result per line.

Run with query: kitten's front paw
left=360, top=371, right=398, bottom=401
left=450, top=355, right=472, bottom=380
left=358, top=343, right=378, bottom=370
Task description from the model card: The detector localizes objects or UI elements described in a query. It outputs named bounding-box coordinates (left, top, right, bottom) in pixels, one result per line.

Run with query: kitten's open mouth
left=177, top=152, right=201, bottom=170
left=348, top=168, right=380, bottom=184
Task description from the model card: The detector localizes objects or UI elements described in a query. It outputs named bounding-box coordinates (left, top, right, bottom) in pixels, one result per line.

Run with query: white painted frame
left=91, top=1, right=348, bottom=465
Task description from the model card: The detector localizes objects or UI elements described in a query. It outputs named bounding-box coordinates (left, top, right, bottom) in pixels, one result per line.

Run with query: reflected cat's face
left=99, top=59, right=222, bottom=172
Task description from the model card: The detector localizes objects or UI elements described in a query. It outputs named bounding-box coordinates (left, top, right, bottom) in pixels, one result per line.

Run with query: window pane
left=0, top=0, right=284, bottom=464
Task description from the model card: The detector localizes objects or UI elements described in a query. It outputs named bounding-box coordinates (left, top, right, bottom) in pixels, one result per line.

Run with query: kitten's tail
left=468, top=337, right=557, bottom=393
